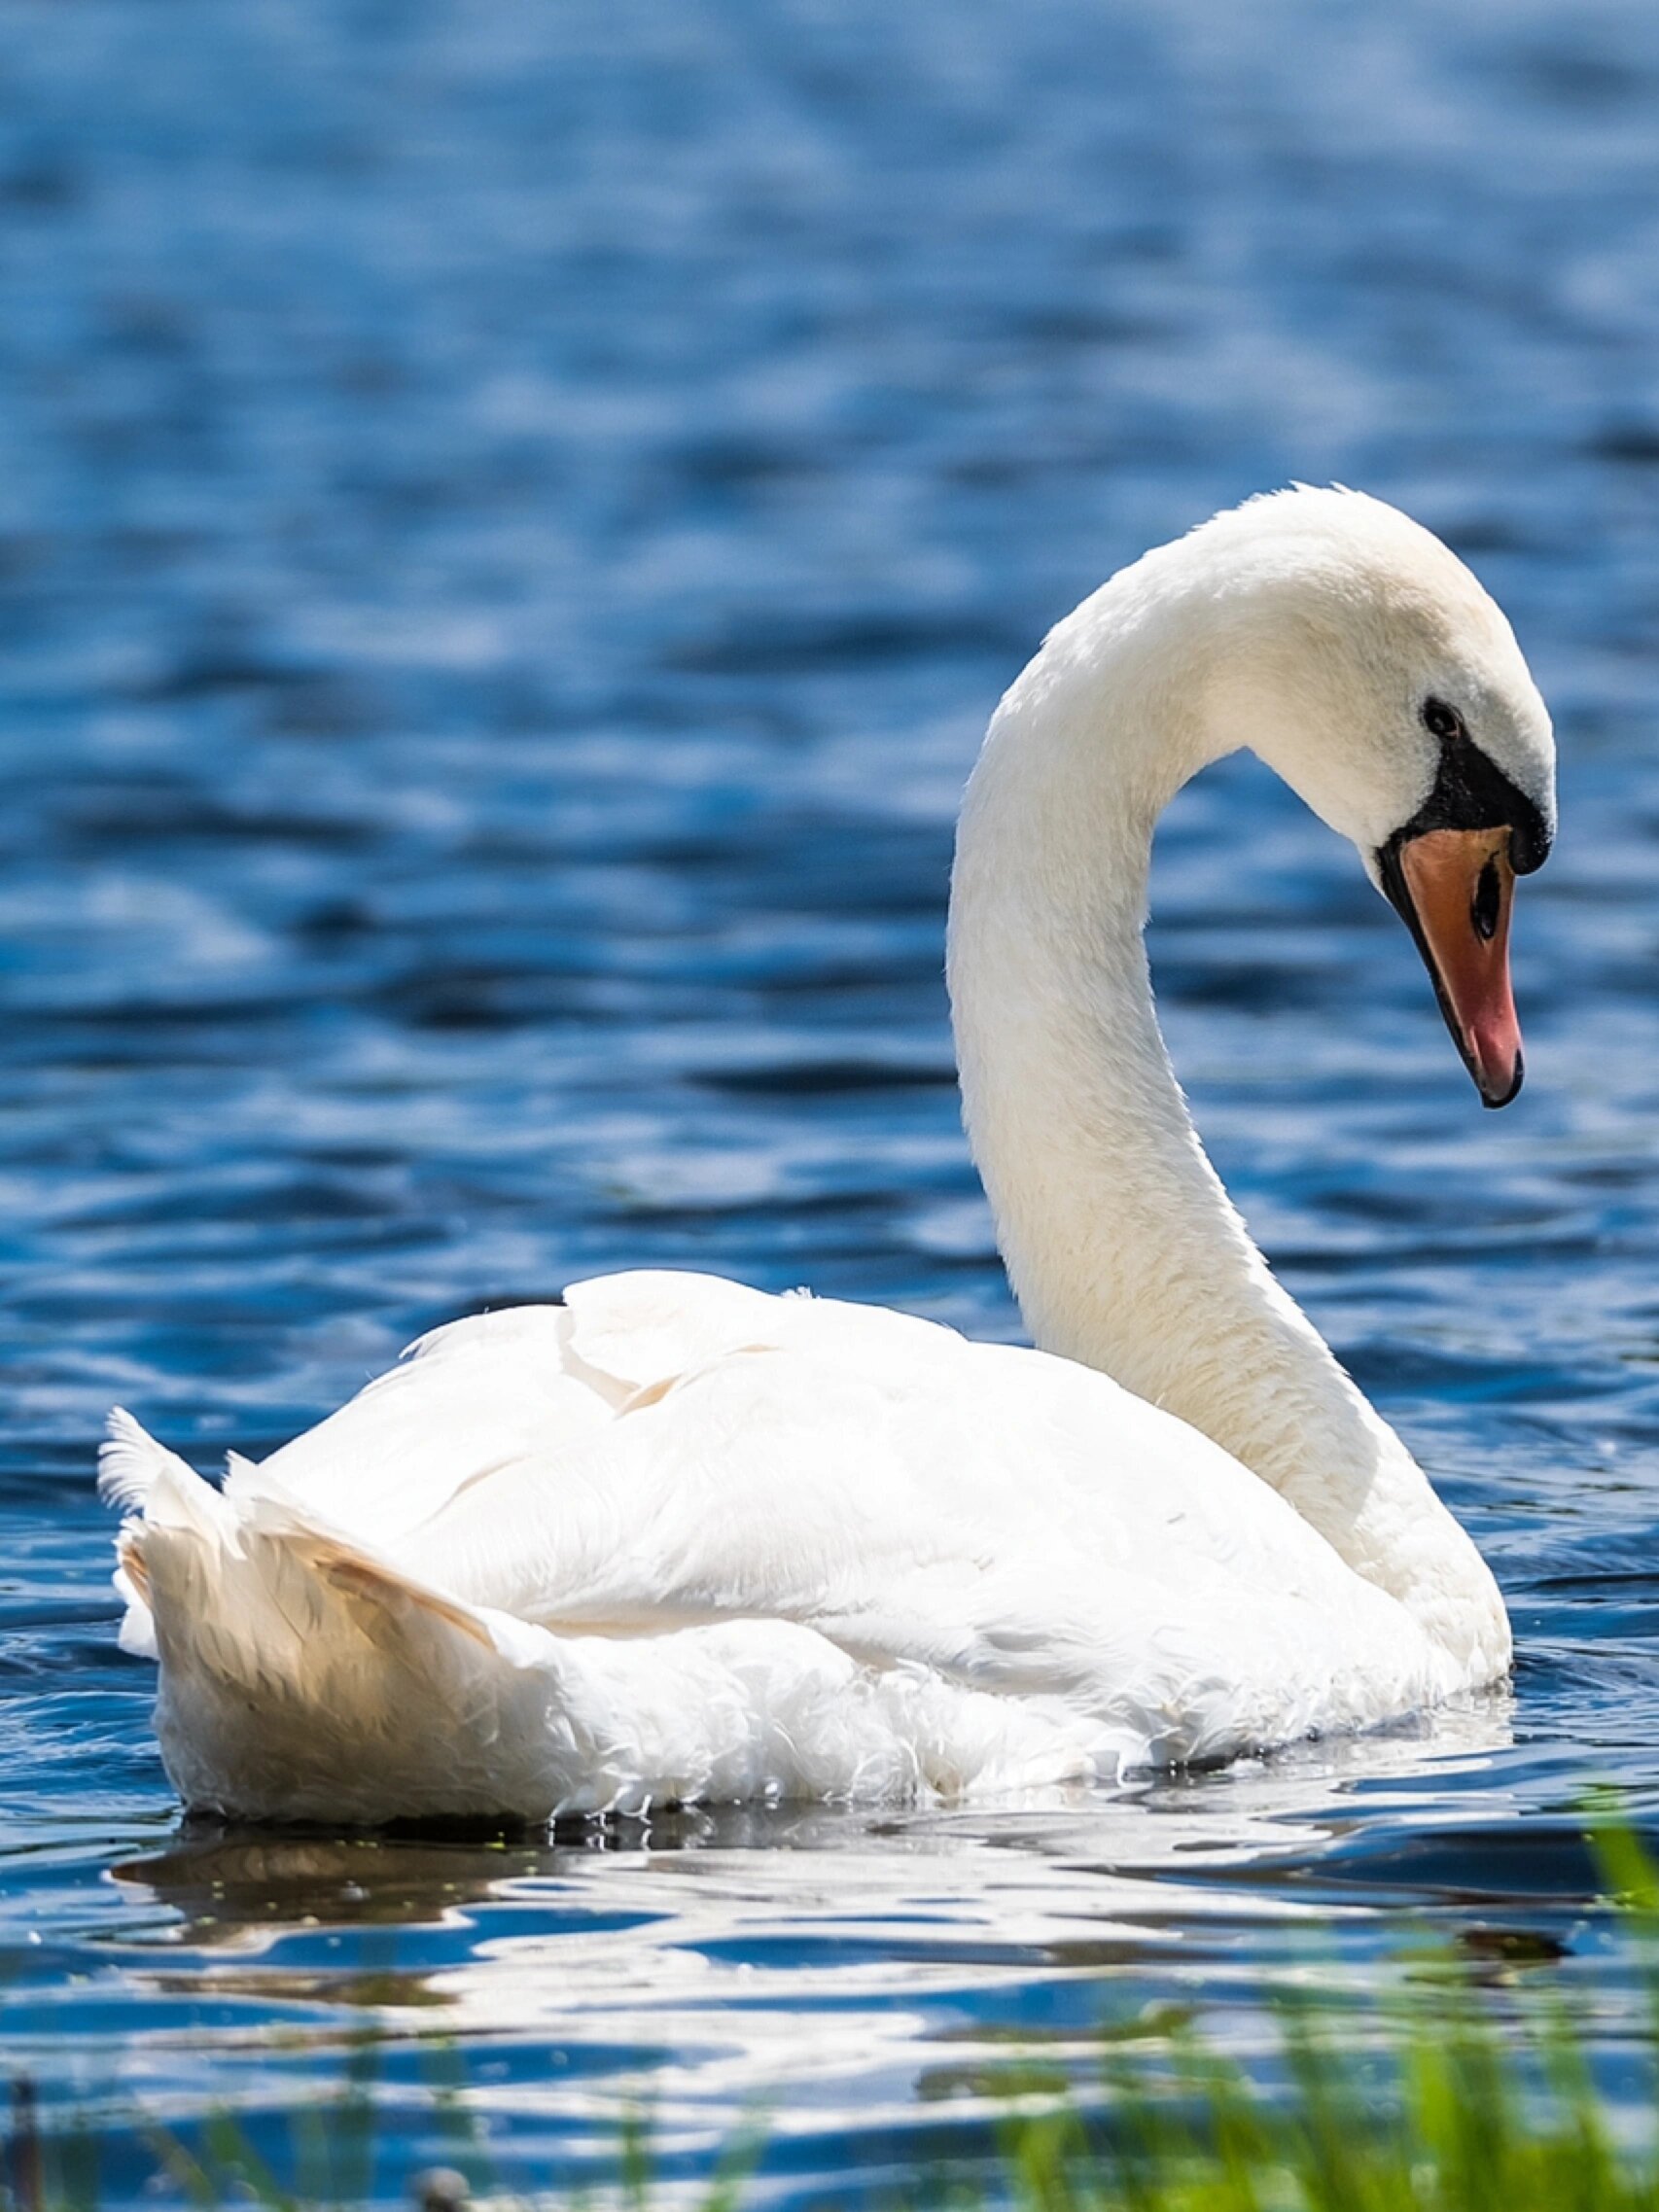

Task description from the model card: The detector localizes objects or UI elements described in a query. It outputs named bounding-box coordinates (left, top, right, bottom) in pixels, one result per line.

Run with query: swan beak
left=1382, top=825, right=1523, bottom=1108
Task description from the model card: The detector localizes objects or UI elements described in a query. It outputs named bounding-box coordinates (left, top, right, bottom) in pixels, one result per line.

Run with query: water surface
left=7, top=0, right=1659, bottom=2199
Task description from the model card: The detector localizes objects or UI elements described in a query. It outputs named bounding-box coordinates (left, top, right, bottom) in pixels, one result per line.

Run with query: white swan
left=100, top=487, right=1556, bottom=1826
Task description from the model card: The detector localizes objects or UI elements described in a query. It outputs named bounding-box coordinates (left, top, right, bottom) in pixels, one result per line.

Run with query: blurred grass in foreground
left=9, top=1810, right=1659, bottom=2212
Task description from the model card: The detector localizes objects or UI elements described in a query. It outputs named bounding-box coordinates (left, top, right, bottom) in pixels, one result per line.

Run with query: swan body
left=102, top=487, right=1557, bottom=1824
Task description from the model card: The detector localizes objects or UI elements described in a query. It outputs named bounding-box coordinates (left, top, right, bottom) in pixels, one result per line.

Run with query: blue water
left=8, top=0, right=1659, bottom=2199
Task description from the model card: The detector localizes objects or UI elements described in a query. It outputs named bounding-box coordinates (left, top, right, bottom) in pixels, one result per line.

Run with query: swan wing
left=251, top=1271, right=1423, bottom=1699
left=114, top=1271, right=1449, bottom=1816
left=233, top=1271, right=810, bottom=1544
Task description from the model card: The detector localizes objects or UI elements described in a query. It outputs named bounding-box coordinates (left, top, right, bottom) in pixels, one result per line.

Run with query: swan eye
left=1422, top=696, right=1465, bottom=744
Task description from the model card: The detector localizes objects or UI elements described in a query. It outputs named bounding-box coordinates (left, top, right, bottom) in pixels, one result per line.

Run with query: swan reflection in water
left=106, top=1695, right=1535, bottom=1988
left=99, top=1701, right=1606, bottom=2186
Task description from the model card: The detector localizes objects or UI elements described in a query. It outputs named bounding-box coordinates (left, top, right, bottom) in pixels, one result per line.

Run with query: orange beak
left=1381, top=825, right=1523, bottom=1107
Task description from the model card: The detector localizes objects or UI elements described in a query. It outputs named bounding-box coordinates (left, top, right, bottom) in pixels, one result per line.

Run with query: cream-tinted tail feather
left=111, top=1435, right=564, bottom=1823
left=99, top=1410, right=215, bottom=1659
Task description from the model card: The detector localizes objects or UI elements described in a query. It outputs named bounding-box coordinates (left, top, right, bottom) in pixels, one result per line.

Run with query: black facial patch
left=1385, top=720, right=1552, bottom=875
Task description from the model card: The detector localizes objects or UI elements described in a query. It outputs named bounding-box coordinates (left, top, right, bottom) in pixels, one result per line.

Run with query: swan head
left=1191, top=487, right=1555, bottom=1107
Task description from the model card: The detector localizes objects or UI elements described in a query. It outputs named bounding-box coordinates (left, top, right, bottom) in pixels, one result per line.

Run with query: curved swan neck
left=946, top=555, right=1508, bottom=1674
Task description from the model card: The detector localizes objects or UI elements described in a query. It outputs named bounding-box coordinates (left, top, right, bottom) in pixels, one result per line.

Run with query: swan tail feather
left=97, top=1408, right=194, bottom=1513
left=110, top=1446, right=559, bottom=1824
left=98, top=1411, right=221, bottom=1657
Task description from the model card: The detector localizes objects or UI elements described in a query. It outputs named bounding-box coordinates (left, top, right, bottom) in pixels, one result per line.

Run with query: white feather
left=97, top=1407, right=181, bottom=1513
